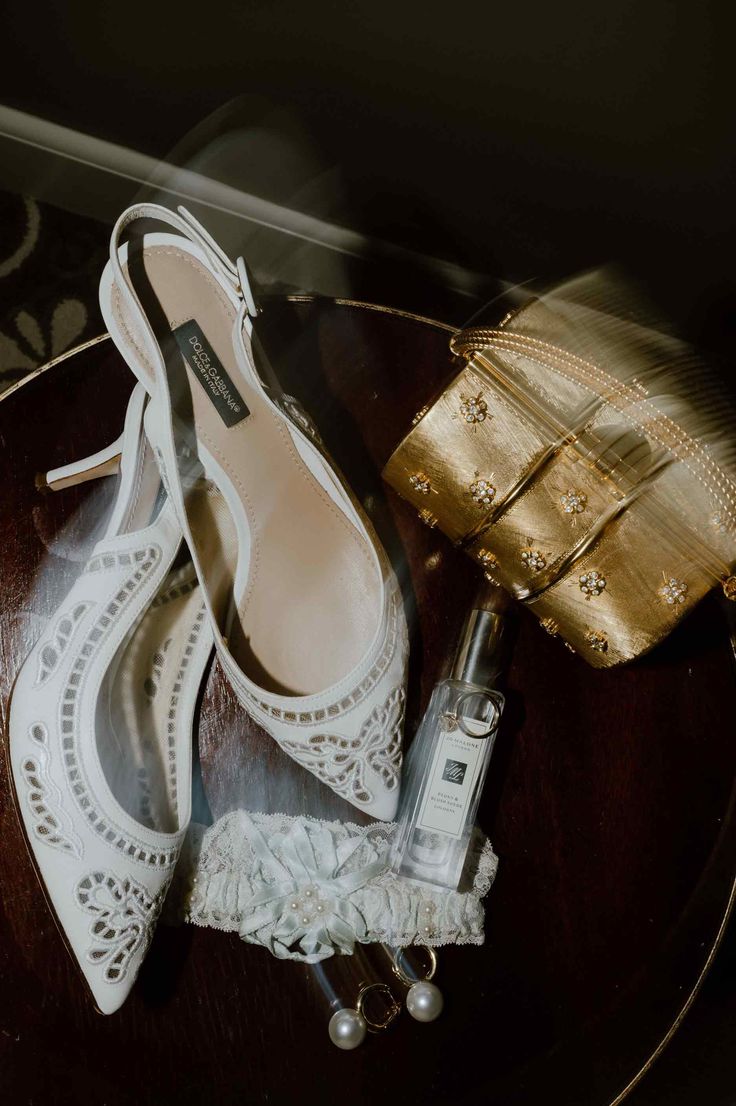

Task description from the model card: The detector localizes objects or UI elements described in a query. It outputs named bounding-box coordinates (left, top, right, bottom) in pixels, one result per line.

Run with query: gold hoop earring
left=356, top=982, right=402, bottom=1031
left=392, top=946, right=444, bottom=1023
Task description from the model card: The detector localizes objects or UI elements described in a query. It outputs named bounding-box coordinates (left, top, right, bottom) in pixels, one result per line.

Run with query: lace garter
left=166, top=811, right=498, bottom=963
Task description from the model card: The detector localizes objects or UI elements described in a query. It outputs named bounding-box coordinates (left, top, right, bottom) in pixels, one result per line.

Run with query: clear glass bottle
left=392, top=588, right=511, bottom=891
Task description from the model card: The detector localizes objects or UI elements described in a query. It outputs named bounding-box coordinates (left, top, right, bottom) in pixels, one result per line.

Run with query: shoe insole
left=112, top=243, right=380, bottom=697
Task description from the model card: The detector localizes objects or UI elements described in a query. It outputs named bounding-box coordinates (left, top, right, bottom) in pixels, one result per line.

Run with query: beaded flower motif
left=521, top=548, right=546, bottom=573
left=585, top=630, right=608, bottom=654
left=579, top=570, right=607, bottom=599
left=409, top=472, right=432, bottom=496
left=476, top=549, right=500, bottom=583
left=459, top=393, right=489, bottom=426
left=469, top=477, right=496, bottom=509
left=560, top=489, right=587, bottom=515
left=237, top=816, right=381, bottom=962
left=659, top=577, right=688, bottom=606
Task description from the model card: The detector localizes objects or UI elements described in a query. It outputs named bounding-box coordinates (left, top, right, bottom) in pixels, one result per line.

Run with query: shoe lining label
left=173, top=319, right=250, bottom=428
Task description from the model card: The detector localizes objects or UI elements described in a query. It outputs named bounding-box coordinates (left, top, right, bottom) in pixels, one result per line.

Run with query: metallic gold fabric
left=383, top=302, right=736, bottom=668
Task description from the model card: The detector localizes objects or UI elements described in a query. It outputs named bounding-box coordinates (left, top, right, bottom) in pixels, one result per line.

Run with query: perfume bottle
left=392, top=586, right=512, bottom=891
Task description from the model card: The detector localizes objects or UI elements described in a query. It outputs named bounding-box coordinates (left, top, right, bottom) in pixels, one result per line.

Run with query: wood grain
left=1, top=298, right=735, bottom=1106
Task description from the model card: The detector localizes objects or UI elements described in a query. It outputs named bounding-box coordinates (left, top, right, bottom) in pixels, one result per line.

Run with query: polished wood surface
left=1, top=299, right=735, bottom=1106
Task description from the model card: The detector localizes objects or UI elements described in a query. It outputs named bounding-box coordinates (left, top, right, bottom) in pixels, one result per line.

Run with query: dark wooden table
left=1, top=298, right=735, bottom=1106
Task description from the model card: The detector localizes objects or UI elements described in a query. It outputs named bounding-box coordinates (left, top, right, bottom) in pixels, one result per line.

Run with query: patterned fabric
left=167, top=810, right=498, bottom=963
left=75, top=871, right=166, bottom=984
left=0, top=190, right=107, bottom=391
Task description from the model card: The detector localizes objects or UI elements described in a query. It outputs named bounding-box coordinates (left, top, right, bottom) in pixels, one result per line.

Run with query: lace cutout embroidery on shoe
left=164, top=606, right=207, bottom=818
left=280, top=686, right=405, bottom=806
left=85, top=547, right=156, bottom=574
left=75, top=870, right=166, bottom=983
left=20, top=723, right=83, bottom=858
left=35, top=602, right=91, bottom=685
left=231, top=582, right=405, bottom=726
left=149, top=574, right=198, bottom=609
left=135, top=765, right=154, bottom=829
left=61, top=544, right=180, bottom=868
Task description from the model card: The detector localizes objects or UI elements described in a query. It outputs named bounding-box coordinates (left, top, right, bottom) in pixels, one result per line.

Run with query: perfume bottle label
left=415, top=715, right=492, bottom=840
left=173, top=320, right=250, bottom=428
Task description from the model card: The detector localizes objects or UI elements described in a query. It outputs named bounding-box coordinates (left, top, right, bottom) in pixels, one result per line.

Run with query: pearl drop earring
left=328, top=982, right=401, bottom=1050
left=392, top=946, right=444, bottom=1023
left=328, top=1007, right=367, bottom=1050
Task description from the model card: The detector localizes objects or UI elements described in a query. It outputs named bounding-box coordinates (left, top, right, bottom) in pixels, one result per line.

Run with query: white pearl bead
left=328, top=1008, right=367, bottom=1050
left=406, top=981, right=443, bottom=1023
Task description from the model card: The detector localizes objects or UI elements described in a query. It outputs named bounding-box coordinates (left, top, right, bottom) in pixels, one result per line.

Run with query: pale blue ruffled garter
left=166, top=810, right=498, bottom=963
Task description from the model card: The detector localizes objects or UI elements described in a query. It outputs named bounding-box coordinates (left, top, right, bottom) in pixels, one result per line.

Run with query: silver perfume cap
left=451, top=585, right=512, bottom=687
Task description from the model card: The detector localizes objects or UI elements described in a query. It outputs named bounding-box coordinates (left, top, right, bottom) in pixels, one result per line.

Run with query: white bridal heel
left=9, top=384, right=213, bottom=1014
left=99, top=204, right=408, bottom=820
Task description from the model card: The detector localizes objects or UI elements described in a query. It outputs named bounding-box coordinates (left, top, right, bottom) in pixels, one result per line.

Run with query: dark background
left=3, top=1, right=735, bottom=348
left=2, top=2, right=735, bottom=1101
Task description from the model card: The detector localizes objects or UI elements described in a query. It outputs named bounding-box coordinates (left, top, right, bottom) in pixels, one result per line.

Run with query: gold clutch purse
left=383, top=275, right=736, bottom=667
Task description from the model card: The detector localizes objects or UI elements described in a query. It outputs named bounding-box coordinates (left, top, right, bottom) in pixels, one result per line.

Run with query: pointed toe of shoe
left=87, top=974, right=136, bottom=1016
left=33, top=855, right=169, bottom=1016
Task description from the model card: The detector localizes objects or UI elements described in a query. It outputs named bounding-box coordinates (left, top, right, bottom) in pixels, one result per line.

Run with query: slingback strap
left=114, top=203, right=236, bottom=287
left=236, top=255, right=259, bottom=319
left=112, top=203, right=259, bottom=311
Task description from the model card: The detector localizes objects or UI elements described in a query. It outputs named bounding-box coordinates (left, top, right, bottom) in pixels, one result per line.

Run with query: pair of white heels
left=9, top=205, right=408, bottom=1014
